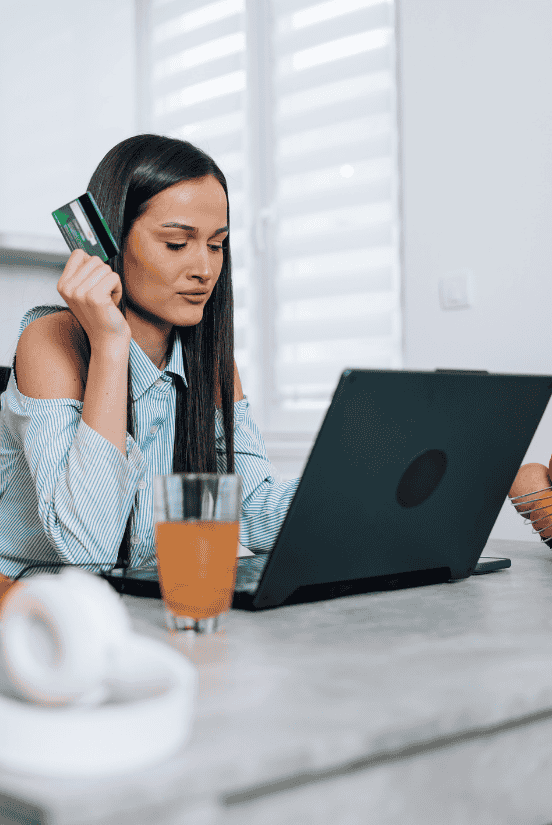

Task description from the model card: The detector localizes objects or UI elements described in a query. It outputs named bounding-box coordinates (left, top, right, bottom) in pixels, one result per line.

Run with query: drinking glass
left=153, top=474, right=242, bottom=633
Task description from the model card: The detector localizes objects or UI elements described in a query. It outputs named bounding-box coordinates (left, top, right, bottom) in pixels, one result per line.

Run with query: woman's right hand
left=57, top=250, right=131, bottom=349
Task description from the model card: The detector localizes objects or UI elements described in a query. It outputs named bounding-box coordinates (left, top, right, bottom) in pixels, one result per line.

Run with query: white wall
left=0, top=0, right=136, bottom=237
left=399, top=0, right=552, bottom=543
left=0, top=0, right=137, bottom=366
left=0, top=265, right=64, bottom=367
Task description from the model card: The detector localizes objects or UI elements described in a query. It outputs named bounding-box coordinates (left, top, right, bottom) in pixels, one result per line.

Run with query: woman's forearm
left=81, top=339, right=131, bottom=456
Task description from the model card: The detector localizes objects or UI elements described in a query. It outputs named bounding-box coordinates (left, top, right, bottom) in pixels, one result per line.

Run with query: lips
left=178, top=292, right=207, bottom=303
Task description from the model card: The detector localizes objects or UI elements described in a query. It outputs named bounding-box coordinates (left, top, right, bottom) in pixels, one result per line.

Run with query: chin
left=129, top=298, right=204, bottom=328
left=170, top=307, right=205, bottom=327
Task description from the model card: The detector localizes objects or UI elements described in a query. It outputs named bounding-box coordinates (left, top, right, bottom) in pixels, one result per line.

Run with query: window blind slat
left=152, top=0, right=244, bottom=41
left=272, top=0, right=391, bottom=21
left=152, top=20, right=245, bottom=64
left=279, top=269, right=394, bottom=301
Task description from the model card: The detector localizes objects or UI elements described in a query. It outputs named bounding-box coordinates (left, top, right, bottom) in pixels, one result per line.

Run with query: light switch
left=439, top=270, right=473, bottom=310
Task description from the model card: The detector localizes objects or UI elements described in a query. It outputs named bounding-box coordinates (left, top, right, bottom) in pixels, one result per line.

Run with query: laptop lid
left=247, top=369, right=552, bottom=610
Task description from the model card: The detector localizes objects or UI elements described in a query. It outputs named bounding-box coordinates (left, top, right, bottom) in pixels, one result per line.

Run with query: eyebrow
left=161, top=222, right=228, bottom=236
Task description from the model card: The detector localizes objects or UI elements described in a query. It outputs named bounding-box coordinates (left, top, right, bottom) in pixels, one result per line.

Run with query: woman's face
left=123, top=174, right=228, bottom=328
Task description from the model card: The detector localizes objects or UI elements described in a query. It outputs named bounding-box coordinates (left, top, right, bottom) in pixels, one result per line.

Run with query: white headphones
left=0, top=567, right=198, bottom=776
left=0, top=567, right=132, bottom=705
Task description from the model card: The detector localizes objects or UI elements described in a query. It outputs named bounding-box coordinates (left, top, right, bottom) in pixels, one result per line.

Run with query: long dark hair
left=87, top=134, right=235, bottom=570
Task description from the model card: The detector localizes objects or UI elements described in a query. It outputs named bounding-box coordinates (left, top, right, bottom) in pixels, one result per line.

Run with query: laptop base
left=232, top=566, right=453, bottom=611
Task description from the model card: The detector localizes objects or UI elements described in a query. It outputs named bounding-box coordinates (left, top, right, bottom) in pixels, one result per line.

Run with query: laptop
left=232, top=368, right=552, bottom=610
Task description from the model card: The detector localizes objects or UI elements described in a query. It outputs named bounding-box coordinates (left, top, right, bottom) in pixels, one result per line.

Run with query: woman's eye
left=165, top=242, right=223, bottom=252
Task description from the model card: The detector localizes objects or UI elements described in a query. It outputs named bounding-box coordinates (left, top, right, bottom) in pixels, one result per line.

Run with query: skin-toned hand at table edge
left=508, top=461, right=552, bottom=540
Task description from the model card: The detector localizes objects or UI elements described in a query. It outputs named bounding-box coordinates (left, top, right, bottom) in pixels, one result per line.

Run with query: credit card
left=52, top=192, right=119, bottom=261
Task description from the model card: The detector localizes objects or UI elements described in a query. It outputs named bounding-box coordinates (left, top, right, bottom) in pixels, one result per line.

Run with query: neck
left=125, top=305, right=173, bottom=370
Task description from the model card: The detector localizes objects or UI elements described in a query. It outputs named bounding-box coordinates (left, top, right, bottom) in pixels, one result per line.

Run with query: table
left=2, top=537, right=552, bottom=824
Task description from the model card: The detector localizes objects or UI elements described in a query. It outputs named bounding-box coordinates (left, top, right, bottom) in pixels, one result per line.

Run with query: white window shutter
left=140, top=0, right=402, bottom=441
left=270, top=0, right=402, bottom=433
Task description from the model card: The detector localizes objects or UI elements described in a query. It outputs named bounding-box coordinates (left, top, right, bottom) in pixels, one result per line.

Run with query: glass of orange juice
left=153, top=473, right=242, bottom=633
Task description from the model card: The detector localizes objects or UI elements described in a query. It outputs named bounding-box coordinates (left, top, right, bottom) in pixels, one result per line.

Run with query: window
left=138, top=0, right=401, bottom=448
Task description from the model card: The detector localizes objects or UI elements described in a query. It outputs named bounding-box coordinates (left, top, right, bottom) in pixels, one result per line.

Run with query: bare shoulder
left=15, top=310, right=89, bottom=400
left=214, top=359, right=244, bottom=408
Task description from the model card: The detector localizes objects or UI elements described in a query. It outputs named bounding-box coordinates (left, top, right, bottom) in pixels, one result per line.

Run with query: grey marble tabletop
left=2, top=536, right=552, bottom=823
left=141, top=537, right=552, bottom=793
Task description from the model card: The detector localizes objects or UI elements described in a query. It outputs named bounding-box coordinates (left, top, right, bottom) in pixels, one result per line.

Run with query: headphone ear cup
left=0, top=568, right=131, bottom=705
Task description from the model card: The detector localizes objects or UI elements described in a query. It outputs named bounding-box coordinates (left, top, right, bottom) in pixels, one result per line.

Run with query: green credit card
left=52, top=192, right=119, bottom=261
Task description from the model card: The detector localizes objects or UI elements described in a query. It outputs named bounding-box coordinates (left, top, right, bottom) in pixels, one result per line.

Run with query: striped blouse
left=0, top=305, right=300, bottom=581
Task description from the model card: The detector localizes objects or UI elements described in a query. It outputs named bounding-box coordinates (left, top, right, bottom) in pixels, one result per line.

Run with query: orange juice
left=155, top=520, right=239, bottom=619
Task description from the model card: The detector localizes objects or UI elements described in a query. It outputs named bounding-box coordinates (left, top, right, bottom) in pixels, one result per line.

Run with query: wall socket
left=439, top=270, right=474, bottom=310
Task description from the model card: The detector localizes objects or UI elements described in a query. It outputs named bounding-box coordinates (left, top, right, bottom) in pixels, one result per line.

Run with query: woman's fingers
left=58, top=255, right=118, bottom=305
left=72, top=265, right=116, bottom=303
left=63, top=248, right=90, bottom=272
left=56, top=251, right=130, bottom=347
left=59, top=255, right=109, bottom=297
left=85, top=271, right=124, bottom=306
left=57, top=249, right=92, bottom=287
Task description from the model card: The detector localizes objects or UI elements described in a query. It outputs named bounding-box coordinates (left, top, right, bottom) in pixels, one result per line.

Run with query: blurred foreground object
left=0, top=568, right=196, bottom=776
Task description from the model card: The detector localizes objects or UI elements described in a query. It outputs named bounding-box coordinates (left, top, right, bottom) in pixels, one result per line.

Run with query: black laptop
left=232, top=368, right=552, bottom=610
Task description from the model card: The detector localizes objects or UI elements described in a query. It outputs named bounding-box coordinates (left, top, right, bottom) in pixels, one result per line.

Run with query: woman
left=0, top=134, right=300, bottom=596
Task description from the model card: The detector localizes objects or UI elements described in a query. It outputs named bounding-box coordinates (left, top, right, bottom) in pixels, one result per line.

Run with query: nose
left=185, top=241, right=211, bottom=281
